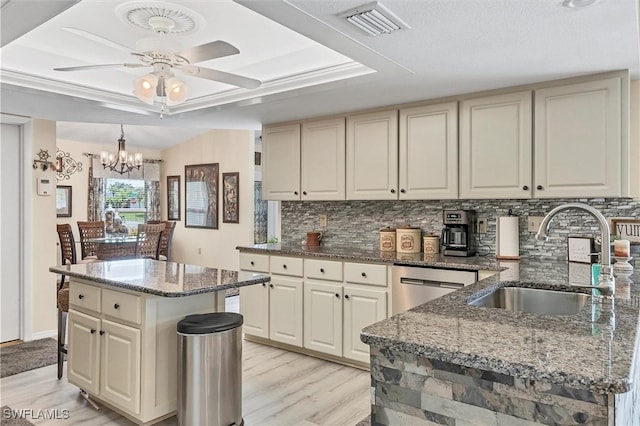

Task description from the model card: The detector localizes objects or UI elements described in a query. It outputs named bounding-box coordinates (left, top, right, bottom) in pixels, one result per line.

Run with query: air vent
left=340, top=1, right=409, bottom=37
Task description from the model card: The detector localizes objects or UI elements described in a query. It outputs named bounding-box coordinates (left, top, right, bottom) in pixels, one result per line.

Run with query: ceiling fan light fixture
left=165, top=76, right=187, bottom=106
left=134, top=73, right=158, bottom=104
left=340, top=1, right=409, bottom=36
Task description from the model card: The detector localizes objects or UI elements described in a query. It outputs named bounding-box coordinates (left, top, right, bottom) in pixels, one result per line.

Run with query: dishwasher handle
left=400, top=277, right=464, bottom=289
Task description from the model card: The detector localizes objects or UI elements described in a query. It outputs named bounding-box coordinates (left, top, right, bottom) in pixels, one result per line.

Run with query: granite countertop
left=49, top=259, right=270, bottom=297
left=237, top=243, right=504, bottom=271
left=361, top=258, right=640, bottom=395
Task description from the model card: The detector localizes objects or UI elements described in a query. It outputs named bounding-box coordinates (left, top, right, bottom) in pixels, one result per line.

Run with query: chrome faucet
left=535, top=203, right=615, bottom=296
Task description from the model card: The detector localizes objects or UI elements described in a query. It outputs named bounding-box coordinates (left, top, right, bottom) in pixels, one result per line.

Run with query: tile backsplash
left=280, top=198, right=640, bottom=259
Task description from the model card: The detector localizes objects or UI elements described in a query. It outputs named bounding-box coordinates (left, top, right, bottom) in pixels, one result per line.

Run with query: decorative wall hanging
left=32, top=149, right=60, bottom=171
left=185, top=163, right=218, bottom=229
left=167, top=175, right=181, bottom=221
left=222, top=172, right=239, bottom=224
left=55, top=148, right=83, bottom=181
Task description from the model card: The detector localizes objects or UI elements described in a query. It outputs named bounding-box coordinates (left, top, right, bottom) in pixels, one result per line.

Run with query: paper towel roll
left=496, top=216, right=520, bottom=259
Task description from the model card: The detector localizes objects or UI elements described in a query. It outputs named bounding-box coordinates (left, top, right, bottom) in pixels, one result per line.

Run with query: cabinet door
left=399, top=102, right=458, bottom=199
left=100, top=319, right=141, bottom=414
left=301, top=117, right=346, bottom=200
left=262, top=123, right=301, bottom=200
left=67, top=310, right=101, bottom=395
left=460, top=91, right=532, bottom=199
left=239, top=281, right=269, bottom=339
left=269, top=275, right=303, bottom=347
left=346, top=110, right=399, bottom=200
left=343, top=286, right=387, bottom=364
left=534, top=77, right=622, bottom=198
left=303, top=280, right=343, bottom=356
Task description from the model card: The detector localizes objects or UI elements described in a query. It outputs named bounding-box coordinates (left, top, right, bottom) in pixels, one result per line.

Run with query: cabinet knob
left=270, top=283, right=274, bottom=288
left=390, top=189, right=396, bottom=194
left=282, top=264, right=287, bottom=269
left=99, top=330, right=105, bottom=336
left=78, top=294, right=84, bottom=300
left=320, top=268, right=325, bottom=273
left=345, top=294, right=350, bottom=300
left=361, top=272, right=367, bottom=278
left=335, top=293, right=340, bottom=298
left=250, top=261, right=255, bottom=266
left=303, top=191, right=307, bottom=195
left=90, top=328, right=96, bottom=334
left=537, top=185, right=543, bottom=190
left=400, top=188, right=406, bottom=193
left=522, top=185, right=529, bottom=191
left=114, top=303, right=120, bottom=310
left=294, top=191, right=298, bottom=195
left=262, top=282, right=266, bottom=287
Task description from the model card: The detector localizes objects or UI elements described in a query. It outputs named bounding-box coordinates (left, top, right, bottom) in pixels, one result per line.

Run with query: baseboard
left=29, top=329, right=57, bottom=341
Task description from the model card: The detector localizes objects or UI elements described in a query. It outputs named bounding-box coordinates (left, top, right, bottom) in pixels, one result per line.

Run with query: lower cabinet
left=342, top=285, right=387, bottom=364
left=269, top=275, right=303, bottom=347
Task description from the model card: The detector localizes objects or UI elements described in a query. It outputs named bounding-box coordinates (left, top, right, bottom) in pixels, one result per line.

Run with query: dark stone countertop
left=49, top=259, right=270, bottom=297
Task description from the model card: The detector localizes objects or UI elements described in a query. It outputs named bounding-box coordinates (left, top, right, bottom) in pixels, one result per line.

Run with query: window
left=105, top=178, right=147, bottom=230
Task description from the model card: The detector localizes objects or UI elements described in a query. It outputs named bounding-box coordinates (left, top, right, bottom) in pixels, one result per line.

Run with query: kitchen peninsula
left=361, top=260, right=640, bottom=425
left=49, top=259, right=269, bottom=425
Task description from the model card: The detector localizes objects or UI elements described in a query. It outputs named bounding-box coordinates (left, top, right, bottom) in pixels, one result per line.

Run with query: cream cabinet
left=66, top=279, right=213, bottom=424
left=301, top=117, right=346, bottom=200
left=304, top=280, right=343, bottom=356
left=459, top=91, right=533, bottom=199
left=346, top=109, right=399, bottom=200
left=399, top=102, right=459, bottom=199
left=343, top=284, right=387, bottom=363
left=534, top=77, right=623, bottom=198
left=269, top=275, right=303, bottom=346
left=262, top=123, right=301, bottom=200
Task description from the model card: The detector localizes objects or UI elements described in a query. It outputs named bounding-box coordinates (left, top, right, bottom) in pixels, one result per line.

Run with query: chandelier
left=100, top=125, right=143, bottom=175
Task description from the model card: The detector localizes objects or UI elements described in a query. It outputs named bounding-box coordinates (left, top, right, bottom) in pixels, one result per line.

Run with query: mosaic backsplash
left=280, top=198, right=640, bottom=259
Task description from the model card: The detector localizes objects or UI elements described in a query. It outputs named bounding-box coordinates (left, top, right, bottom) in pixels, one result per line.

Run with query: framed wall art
left=185, top=163, right=219, bottom=229
left=167, top=175, right=181, bottom=221
left=611, top=218, right=640, bottom=243
left=222, top=172, right=239, bottom=224
left=56, top=185, right=72, bottom=217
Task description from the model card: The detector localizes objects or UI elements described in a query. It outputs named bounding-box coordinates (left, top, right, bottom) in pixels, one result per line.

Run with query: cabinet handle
left=270, top=284, right=274, bottom=288
left=361, top=272, right=367, bottom=278
left=400, top=188, right=406, bottom=193
left=78, top=294, right=84, bottom=300
left=294, top=191, right=298, bottom=195
left=250, top=261, right=255, bottom=266
left=114, top=303, right=120, bottom=310
left=303, top=191, right=307, bottom=195
left=320, top=268, right=325, bottom=273
left=90, top=328, right=96, bottom=334
left=282, top=264, right=287, bottom=269
left=345, top=294, right=350, bottom=300
left=522, top=185, right=529, bottom=191
left=335, top=293, right=340, bottom=298
left=537, top=185, right=543, bottom=190
left=99, top=330, right=105, bottom=336
left=390, top=189, right=396, bottom=194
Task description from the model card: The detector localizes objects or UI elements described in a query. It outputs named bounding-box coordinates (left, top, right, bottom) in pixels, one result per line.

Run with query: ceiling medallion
left=116, top=1, right=204, bottom=35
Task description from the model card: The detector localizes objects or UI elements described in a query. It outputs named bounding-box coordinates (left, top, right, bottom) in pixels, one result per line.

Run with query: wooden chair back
left=77, top=221, right=105, bottom=259
left=136, top=223, right=165, bottom=259
left=147, top=220, right=176, bottom=261
left=56, top=224, right=77, bottom=291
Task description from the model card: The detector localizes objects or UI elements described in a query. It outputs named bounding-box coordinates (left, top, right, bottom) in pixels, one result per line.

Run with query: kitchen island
left=361, top=259, right=640, bottom=425
left=49, top=259, right=269, bottom=425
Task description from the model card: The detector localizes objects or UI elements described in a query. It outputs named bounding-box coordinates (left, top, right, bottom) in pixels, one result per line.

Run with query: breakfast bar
left=49, top=259, right=269, bottom=425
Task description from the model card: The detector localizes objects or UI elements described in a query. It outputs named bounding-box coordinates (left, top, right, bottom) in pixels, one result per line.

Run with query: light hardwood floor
left=0, top=296, right=371, bottom=426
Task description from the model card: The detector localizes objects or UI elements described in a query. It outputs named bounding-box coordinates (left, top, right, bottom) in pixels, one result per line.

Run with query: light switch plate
left=527, top=216, right=544, bottom=232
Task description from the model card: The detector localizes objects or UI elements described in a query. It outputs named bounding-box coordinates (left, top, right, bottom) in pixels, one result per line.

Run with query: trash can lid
left=177, top=312, right=243, bottom=334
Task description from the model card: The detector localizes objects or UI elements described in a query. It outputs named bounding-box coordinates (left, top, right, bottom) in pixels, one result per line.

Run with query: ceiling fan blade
left=54, top=63, right=147, bottom=72
left=181, top=65, right=261, bottom=89
left=175, top=41, right=240, bottom=64
left=63, top=27, right=140, bottom=56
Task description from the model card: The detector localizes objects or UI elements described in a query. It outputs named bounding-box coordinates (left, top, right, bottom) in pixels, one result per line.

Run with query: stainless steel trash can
left=177, top=312, right=243, bottom=426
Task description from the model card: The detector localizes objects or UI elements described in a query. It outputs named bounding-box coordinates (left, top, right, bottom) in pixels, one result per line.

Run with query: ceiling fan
left=54, top=18, right=261, bottom=106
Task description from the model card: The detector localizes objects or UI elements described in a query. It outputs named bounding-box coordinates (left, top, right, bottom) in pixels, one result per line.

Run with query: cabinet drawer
left=239, top=253, right=270, bottom=273
left=344, top=262, right=387, bottom=287
left=102, top=289, right=142, bottom=325
left=304, top=259, right=343, bottom=281
left=70, top=282, right=101, bottom=313
left=270, top=256, right=303, bottom=277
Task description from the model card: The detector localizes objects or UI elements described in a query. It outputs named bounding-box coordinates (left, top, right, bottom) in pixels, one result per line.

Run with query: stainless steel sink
left=468, top=286, right=589, bottom=315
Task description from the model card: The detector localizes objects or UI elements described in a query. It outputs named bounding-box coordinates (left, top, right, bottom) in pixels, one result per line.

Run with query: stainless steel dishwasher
left=392, top=265, right=478, bottom=314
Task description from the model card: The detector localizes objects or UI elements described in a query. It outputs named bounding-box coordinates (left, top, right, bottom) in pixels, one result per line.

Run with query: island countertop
left=361, top=258, right=640, bottom=395
left=49, top=258, right=270, bottom=297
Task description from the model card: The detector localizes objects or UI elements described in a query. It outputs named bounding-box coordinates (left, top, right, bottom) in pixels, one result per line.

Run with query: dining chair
left=136, top=223, right=165, bottom=259
left=55, top=224, right=76, bottom=380
left=77, top=221, right=105, bottom=260
left=147, top=220, right=176, bottom=261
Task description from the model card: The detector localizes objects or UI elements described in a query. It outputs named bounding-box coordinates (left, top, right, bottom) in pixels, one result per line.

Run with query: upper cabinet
left=399, top=102, right=458, bottom=199
left=346, top=110, right=398, bottom=200
left=459, top=91, right=533, bottom=199
left=534, top=77, right=623, bottom=198
left=301, top=117, right=346, bottom=200
left=262, top=123, right=301, bottom=200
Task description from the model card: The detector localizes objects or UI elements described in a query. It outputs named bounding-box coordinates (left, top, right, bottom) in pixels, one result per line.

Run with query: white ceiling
left=1, top=0, right=639, bottom=150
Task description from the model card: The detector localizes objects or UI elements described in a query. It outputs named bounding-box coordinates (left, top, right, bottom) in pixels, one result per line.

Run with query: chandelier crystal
left=100, top=125, right=143, bottom=175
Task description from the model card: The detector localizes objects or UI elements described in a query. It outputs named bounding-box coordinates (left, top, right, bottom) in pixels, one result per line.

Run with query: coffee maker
left=441, top=209, right=476, bottom=257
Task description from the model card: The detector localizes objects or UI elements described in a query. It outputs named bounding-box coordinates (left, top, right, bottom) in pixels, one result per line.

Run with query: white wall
left=161, top=129, right=255, bottom=270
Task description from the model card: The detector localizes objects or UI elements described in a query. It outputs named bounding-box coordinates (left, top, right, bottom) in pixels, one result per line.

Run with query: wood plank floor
left=0, top=296, right=371, bottom=426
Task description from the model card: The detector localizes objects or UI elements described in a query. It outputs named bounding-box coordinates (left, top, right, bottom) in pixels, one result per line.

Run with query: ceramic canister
left=423, top=235, right=440, bottom=254
left=396, top=226, right=421, bottom=254
left=379, top=227, right=396, bottom=252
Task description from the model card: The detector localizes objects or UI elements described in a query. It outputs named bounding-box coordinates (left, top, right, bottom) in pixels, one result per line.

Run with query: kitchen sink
left=468, top=286, right=589, bottom=316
